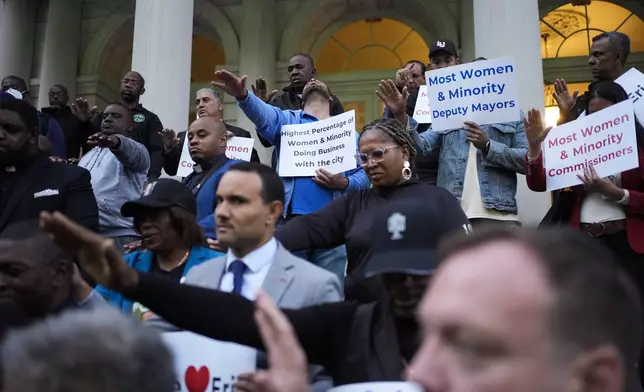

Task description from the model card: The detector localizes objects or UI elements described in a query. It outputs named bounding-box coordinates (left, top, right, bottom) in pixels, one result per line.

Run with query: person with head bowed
left=211, top=69, right=369, bottom=283
left=39, top=199, right=468, bottom=387
left=0, top=219, right=105, bottom=345
left=0, top=94, right=98, bottom=233
left=525, top=80, right=644, bottom=381
left=160, top=87, right=260, bottom=174
left=92, top=178, right=222, bottom=319
left=77, top=102, right=150, bottom=252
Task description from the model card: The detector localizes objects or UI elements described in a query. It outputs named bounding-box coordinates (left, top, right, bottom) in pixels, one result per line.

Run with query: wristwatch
left=483, top=140, right=491, bottom=153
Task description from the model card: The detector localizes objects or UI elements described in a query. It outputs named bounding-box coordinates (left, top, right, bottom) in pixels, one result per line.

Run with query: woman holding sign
left=525, top=80, right=644, bottom=378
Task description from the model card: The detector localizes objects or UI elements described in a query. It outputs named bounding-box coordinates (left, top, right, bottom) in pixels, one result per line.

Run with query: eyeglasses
left=355, top=145, right=399, bottom=166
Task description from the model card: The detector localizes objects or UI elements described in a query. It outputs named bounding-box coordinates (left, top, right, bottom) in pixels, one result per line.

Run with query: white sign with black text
left=412, top=85, right=432, bottom=124
left=177, top=135, right=254, bottom=177
left=278, top=110, right=357, bottom=177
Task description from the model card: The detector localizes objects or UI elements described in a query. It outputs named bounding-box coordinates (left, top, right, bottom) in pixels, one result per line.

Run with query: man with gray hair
left=0, top=307, right=175, bottom=392
left=162, top=87, right=259, bottom=176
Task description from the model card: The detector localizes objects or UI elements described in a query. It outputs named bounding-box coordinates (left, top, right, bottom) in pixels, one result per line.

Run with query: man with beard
left=1, top=75, right=67, bottom=158
left=41, top=84, right=87, bottom=159
left=73, top=71, right=164, bottom=180
left=161, top=87, right=259, bottom=176
left=77, top=102, right=149, bottom=251
left=252, top=54, right=345, bottom=169
left=553, top=32, right=631, bottom=123
left=0, top=93, right=97, bottom=232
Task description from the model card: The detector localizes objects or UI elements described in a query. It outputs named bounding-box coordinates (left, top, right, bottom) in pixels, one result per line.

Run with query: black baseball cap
left=362, top=199, right=471, bottom=278
left=121, top=179, right=197, bottom=217
left=429, top=39, right=458, bottom=57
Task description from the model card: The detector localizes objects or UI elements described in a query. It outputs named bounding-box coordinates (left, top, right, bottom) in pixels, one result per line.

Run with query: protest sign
left=543, top=100, right=639, bottom=191
left=163, top=332, right=256, bottom=392
left=424, top=57, right=520, bottom=132
left=616, top=67, right=644, bottom=123
left=278, top=110, right=357, bottom=177
left=177, top=135, right=254, bottom=177
left=412, top=85, right=432, bottom=124
left=329, top=382, right=423, bottom=392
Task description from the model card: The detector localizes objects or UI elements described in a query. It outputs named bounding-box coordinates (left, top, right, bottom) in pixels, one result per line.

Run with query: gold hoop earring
left=402, top=160, right=412, bottom=180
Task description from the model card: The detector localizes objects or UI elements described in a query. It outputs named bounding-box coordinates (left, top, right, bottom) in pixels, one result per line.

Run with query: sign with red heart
left=163, top=332, right=257, bottom=392
left=185, top=366, right=210, bottom=392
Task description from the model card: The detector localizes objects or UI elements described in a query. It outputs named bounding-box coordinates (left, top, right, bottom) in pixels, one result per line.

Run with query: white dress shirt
left=219, top=237, right=277, bottom=300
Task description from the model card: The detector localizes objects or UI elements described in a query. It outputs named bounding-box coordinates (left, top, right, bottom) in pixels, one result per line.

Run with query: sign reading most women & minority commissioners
left=424, top=57, right=520, bottom=132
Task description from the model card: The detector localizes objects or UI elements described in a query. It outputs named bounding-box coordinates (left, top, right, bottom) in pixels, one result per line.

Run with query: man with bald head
left=179, top=116, right=243, bottom=237
left=409, top=227, right=643, bottom=392
left=161, top=88, right=259, bottom=176
left=73, top=71, right=164, bottom=179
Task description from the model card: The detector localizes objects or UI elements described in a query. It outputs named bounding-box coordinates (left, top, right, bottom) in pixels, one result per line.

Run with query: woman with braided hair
left=276, top=82, right=468, bottom=302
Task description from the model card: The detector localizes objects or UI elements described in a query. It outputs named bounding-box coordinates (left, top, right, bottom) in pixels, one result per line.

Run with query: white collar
left=225, top=237, right=277, bottom=273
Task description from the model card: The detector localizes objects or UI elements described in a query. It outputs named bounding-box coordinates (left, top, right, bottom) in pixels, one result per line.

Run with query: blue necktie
left=229, top=260, right=247, bottom=295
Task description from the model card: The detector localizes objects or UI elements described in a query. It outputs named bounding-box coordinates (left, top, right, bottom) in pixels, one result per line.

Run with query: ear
left=126, top=122, right=133, bottom=133
left=567, top=346, right=623, bottom=392
left=614, top=51, right=623, bottom=65
left=217, top=100, right=224, bottom=112
left=311, top=68, right=317, bottom=77
left=52, top=259, right=72, bottom=285
left=267, top=200, right=283, bottom=226
left=140, top=87, right=146, bottom=96
left=456, top=57, right=462, bottom=65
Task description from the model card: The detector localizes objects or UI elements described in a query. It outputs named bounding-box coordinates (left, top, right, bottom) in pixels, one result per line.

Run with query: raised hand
left=395, top=68, right=412, bottom=90
left=158, top=128, right=179, bottom=149
left=552, top=79, right=579, bottom=114
left=376, top=79, right=409, bottom=121
left=313, top=168, right=348, bottom=190
left=251, top=77, right=278, bottom=103
left=524, top=109, right=552, bottom=159
left=71, top=97, right=98, bottom=122
left=39, top=211, right=138, bottom=291
left=88, top=132, right=119, bottom=149
left=248, top=291, right=310, bottom=392
left=211, top=70, right=248, bottom=100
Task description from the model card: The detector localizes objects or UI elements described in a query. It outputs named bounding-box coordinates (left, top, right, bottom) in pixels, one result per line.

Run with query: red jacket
left=525, top=148, right=644, bottom=254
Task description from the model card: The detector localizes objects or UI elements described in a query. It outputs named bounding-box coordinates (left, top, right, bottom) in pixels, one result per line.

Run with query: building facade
left=1, top=0, right=643, bottom=224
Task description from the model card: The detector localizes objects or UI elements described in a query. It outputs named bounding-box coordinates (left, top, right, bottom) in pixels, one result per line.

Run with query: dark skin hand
left=39, top=211, right=138, bottom=292
left=251, top=77, right=278, bottom=103
left=376, top=79, right=409, bottom=124
left=87, top=132, right=120, bottom=149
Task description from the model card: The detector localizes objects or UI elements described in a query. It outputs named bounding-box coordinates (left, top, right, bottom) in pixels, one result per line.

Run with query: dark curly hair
left=359, top=118, right=417, bottom=168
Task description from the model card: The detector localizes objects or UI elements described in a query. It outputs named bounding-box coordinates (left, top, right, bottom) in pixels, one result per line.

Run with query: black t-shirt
left=149, top=257, right=187, bottom=282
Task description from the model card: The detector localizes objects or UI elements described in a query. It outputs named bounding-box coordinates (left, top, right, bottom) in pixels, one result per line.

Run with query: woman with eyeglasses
left=276, top=112, right=468, bottom=301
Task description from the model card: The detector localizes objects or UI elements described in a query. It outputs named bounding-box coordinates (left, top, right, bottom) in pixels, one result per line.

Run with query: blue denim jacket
left=409, top=113, right=528, bottom=213
left=237, top=92, right=369, bottom=216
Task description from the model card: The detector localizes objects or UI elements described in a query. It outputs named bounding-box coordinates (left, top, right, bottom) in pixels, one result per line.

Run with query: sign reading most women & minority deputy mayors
left=424, top=57, right=520, bottom=132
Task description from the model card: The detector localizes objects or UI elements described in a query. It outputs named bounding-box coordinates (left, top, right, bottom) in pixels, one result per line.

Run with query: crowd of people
left=0, top=23, right=643, bottom=392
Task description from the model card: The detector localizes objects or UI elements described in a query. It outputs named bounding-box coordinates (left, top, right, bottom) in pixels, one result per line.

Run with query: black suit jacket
left=163, top=122, right=260, bottom=176
left=0, top=156, right=99, bottom=233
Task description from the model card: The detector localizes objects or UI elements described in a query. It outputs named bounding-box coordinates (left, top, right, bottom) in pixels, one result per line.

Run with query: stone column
left=0, top=0, right=36, bottom=82
left=37, top=0, right=83, bottom=109
left=131, top=0, right=194, bottom=134
left=236, top=0, right=276, bottom=164
left=471, top=0, right=551, bottom=226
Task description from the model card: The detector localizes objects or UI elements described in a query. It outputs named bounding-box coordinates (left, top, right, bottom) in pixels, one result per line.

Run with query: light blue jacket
left=409, top=114, right=528, bottom=213
left=95, top=246, right=223, bottom=314
left=78, top=135, right=150, bottom=237
left=237, top=92, right=369, bottom=216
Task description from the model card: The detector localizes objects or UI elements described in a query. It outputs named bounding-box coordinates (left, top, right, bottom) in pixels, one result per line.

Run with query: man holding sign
left=211, top=70, right=368, bottom=282
left=385, top=52, right=528, bottom=228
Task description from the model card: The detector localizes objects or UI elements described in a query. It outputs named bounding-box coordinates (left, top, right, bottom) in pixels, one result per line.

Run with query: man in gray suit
left=146, top=162, right=342, bottom=392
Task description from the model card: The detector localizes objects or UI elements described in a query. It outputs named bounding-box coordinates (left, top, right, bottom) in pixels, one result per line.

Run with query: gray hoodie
left=78, top=135, right=150, bottom=237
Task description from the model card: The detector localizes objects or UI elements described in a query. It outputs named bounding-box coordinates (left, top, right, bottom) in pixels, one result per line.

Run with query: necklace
left=159, top=250, right=190, bottom=271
